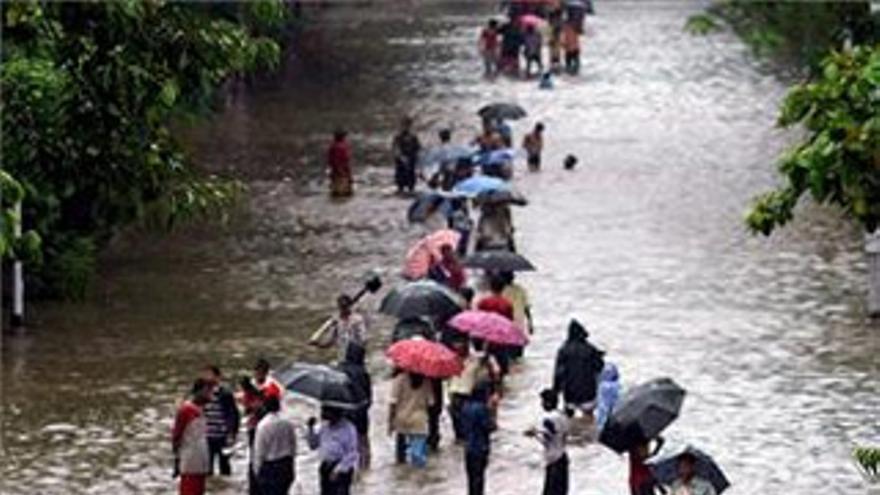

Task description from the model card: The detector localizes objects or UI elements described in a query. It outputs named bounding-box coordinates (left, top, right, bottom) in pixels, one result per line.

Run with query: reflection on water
left=3, top=2, right=879, bottom=494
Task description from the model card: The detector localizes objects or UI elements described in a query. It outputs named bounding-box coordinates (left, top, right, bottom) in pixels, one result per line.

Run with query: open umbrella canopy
left=476, top=188, right=528, bottom=206
left=407, top=192, right=453, bottom=223
left=518, top=13, right=547, bottom=28
left=463, top=250, right=536, bottom=272
left=649, top=446, right=731, bottom=494
left=275, top=363, right=367, bottom=410
left=599, top=377, right=686, bottom=453
left=478, top=102, right=527, bottom=121
left=380, top=280, right=464, bottom=320
left=403, top=229, right=461, bottom=279
left=452, top=176, right=510, bottom=197
left=448, top=310, right=528, bottom=346
left=473, top=148, right=520, bottom=166
left=420, top=144, right=478, bottom=168
left=386, top=338, right=464, bottom=378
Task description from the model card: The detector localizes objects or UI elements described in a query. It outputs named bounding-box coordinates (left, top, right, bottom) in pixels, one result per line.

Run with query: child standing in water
left=561, top=22, right=580, bottom=75
left=523, top=122, right=545, bottom=172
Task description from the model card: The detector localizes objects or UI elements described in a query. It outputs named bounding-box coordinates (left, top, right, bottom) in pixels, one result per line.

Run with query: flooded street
left=3, top=2, right=879, bottom=494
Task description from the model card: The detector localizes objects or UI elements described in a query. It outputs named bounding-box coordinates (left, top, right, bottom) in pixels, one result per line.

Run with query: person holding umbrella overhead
left=388, top=371, right=435, bottom=467
left=307, top=407, right=359, bottom=495
left=648, top=446, right=729, bottom=495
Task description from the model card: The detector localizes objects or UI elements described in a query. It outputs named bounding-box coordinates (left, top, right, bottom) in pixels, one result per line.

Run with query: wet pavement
left=2, top=2, right=879, bottom=494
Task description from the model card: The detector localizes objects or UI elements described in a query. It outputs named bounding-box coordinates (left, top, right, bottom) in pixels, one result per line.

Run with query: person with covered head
left=307, top=406, right=359, bottom=495
left=552, top=319, right=605, bottom=424
left=337, top=343, right=373, bottom=470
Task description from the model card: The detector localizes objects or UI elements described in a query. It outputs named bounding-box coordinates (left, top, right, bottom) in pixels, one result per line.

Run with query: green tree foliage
left=0, top=171, right=41, bottom=261
left=1, top=1, right=287, bottom=298
left=747, top=46, right=880, bottom=235
left=709, top=1, right=878, bottom=66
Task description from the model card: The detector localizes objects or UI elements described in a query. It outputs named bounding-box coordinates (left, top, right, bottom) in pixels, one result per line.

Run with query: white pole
left=11, top=201, right=23, bottom=329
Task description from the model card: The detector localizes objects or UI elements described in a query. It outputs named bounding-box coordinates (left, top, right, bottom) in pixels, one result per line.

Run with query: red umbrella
left=448, top=310, right=529, bottom=346
left=403, top=229, right=461, bottom=279
left=386, top=338, right=464, bottom=378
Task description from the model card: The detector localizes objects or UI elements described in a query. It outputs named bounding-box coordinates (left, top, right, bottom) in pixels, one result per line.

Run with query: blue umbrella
left=473, top=148, right=518, bottom=166
left=407, top=192, right=454, bottom=223
left=452, top=176, right=509, bottom=197
left=421, top=145, right=478, bottom=168
left=648, top=446, right=731, bottom=494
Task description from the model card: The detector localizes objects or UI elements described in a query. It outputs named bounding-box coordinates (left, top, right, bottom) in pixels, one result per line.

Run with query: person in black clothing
left=427, top=377, right=444, bottom=452
left=461, top=380, right=494, bottom=495
left=201, top=365, right=240, bottom=477
left=499, top=21, right=524, bottom=76
left=552, top=319, right=605, bottom=424
left=392, top=117, right=421, bottom=193
left=337, top=343, right=372, bottom=470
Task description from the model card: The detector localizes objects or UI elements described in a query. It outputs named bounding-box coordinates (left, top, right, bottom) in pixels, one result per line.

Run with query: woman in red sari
left=327, top=129, right=353, bottom=197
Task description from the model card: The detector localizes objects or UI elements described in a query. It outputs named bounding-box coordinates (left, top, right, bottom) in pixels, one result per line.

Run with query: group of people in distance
left=480, top=1, right=591, bottom=80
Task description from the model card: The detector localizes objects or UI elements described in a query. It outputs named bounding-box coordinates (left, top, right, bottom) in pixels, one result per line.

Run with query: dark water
left=3, top=2, right=879, bottom=494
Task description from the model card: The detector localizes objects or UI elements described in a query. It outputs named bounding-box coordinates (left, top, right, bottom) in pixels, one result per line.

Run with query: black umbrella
left=275, top=363, right=366, bottom=410
left=380, top=280, right=464, bottom=320
left=463, top=250, right=536, bottom=272
left=478, top=102, right=527, bottom=121
left=648, top=446, right=731, bottom=494
left=391, top=317, right=436, bottom=343
left=476, top=188, right=528, bottom=206
left=599, top=377, right=686, bottom=454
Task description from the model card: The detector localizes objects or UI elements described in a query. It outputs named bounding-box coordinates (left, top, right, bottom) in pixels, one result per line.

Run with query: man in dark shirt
left=392, top=117, right=422, bottom=194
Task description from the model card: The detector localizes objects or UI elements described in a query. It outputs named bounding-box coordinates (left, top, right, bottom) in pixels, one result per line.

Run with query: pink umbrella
left=518, top=14, right=547, bottom=29
left=448, top=310, right=529, bottom=346
left=403, top=229, right=461, bottom=279
left=387, top=338, right=464, bottom=378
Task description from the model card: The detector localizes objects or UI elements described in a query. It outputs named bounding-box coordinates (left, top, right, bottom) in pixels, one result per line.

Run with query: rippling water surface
left=3, top=2, right=879, bottom=494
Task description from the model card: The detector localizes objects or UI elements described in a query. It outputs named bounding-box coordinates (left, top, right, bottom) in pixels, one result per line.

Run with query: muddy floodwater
left=2, top=2, right=879, bottom=494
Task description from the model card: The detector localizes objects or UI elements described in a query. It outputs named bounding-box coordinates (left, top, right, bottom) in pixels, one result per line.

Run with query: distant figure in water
left=539, top=71, right=554, bottom=89
left=564, top=155, right=578, bottom=170
left=327, top=129, right=353, bottom=197
left=392, top=117, right=422, bottom=194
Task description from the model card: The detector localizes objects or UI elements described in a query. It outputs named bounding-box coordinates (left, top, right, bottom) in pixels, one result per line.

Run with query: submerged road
left=3, top=2, right=878, bottom=494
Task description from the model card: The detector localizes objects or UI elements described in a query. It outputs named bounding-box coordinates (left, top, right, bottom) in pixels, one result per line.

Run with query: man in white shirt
left=525, top=389, right=570, bottom=495
left=252, top=397, right=297, bottom=495
left=310, top=294, right=368, bottom=361
left=670, top=452, right=717, bottom=495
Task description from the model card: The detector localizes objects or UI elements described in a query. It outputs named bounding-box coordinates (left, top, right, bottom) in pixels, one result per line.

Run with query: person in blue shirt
left=460, top=380, right=494, bottom=495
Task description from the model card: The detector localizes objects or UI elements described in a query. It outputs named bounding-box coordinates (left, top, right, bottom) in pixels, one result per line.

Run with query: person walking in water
left=253, top=397, right=297, bottom=495
left=523, top=24, right=543, bottom=78
left=307, top=407, right=359, bottom=495
left=200, top=365, right=240, bottom=477
left=523, top=122, right=545, bottom=172
left=172, top=379, right=212, bottom=495
left=594, top=362, right=621, bottom=434
left=327, top=129, right=353, bottom=197
left=552, top=320, right=604, bottom=427
left=479, top=19, right=500, bottom=77
left=388, top=371, right=434, bottom=468
left=392, top=117, right=421, bottom=194
left=337, top=343, right=373, bottom=470
left=310, top=294, right=369, bottom=361
left=629, top=437, right=664, bottom=495
left=525, top=389, right=570, bottom=495
left=561, top=22, right=580, bottom=75
left=254, top=358, right=284, bottom=402
left=460, top=381, right=494, bottom=495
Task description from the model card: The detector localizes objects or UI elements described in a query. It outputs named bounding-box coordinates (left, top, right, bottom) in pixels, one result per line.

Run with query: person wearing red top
left=172, top=379, right=212, bottom=495
left=254, top=358, right=283, bottom=401
left=629, top=438, right=664, bottom=495
left=476, top=276, right=514, bottom=321
left=478, top=19, right=500, bottom=77
left=429, top=244, right=466, bottom=292
left=327, top=129, right=353, bottom=197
